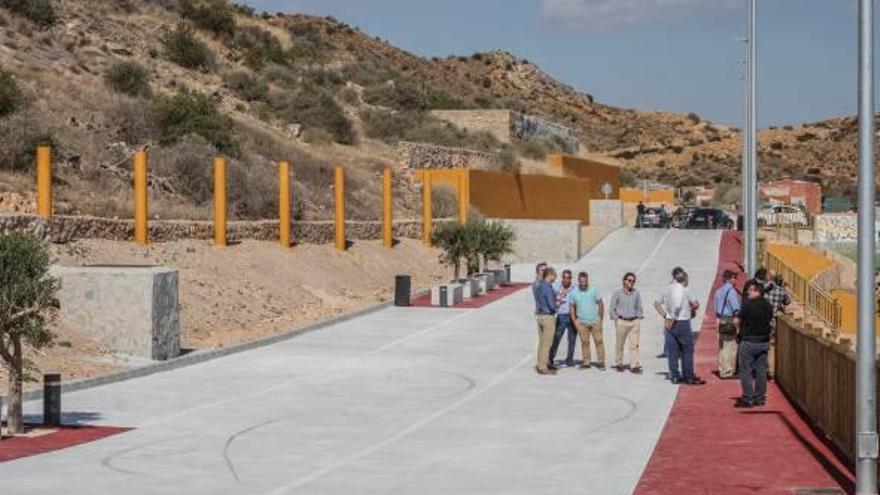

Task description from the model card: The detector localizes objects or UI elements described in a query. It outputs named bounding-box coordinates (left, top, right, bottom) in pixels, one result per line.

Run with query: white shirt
left=657, top=282, right=697, bottom=321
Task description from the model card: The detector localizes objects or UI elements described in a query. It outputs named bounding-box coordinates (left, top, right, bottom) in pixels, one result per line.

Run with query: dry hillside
left=0, top=0, right=863, bottom=217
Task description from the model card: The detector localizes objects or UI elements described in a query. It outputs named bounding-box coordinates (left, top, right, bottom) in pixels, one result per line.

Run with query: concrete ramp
left=7, top=229, right=723, bottom=495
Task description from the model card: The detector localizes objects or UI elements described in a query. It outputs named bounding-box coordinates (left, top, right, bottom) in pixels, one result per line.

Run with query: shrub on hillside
left=161, top=23, right=214, bottom=71
left=0, top=0, right=57, bottom=28
left=104, top=60, right=150, bottom=97
left=179, top=0, right=235, bottom=37
left=362, top=78, right=464, bottom=111
left=223, top=70, right=268, bottom=102
left=230, top=26, right=288, bottom=69
left=0, top=67, right=23, bottom=118
left=0, top=114, right=56, bottom=172
left=271, top=87, right=355, bottom=145
left=149, top=91, right=238, bottom=156
left=512, top=136, right=570, bottom=160
left=360, top=109, right=498, bottom=151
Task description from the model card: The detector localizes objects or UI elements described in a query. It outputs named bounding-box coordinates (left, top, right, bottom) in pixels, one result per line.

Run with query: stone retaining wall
left=429, top=110, right=580, bottom=154
left=0, top=214, right=451, bottom=244
left=814, top=213, right=880, bottom=243
left=397, top=141, right=500, bottom=171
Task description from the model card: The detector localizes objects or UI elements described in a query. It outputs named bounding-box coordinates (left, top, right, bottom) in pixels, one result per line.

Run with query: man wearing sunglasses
left=610, top=272, right=644, bottom=373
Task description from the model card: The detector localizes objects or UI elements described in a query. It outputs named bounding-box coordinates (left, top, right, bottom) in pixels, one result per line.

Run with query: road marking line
left=265, top=353, right=534, bottom=494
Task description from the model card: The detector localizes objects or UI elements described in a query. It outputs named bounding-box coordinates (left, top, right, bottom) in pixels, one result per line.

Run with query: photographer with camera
left=764, top=271, right=790, bottom=379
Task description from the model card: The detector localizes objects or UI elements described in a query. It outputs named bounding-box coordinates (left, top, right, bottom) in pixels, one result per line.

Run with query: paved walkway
left=4, top=229, right=721, bottom=495
left=635, top=231, right=854, bottom=495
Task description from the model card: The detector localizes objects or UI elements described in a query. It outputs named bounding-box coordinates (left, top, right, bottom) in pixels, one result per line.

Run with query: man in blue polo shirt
left=570, top=271, right=606, bottom=370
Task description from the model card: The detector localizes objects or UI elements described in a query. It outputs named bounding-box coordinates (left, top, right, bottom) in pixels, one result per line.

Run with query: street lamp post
left=855, top=0, right=878, bottom=492
left=743, top=0, right=758, bottom=275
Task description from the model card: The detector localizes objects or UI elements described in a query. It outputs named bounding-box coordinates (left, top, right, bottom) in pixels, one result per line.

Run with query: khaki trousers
left=718, top=335, right=738, bottom=378
left=575, top=320, right=605, bottom=366
left=536, top=315, right=556, bottom=371
left=615, top=319, right=641, bottom=368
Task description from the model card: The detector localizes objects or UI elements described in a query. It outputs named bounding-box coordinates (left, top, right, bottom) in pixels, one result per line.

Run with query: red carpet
left=634, top=231, right=855, bottom=495
left=0, top=424, right=130, bottom=462
left=409, top=283, right=529, bottom=309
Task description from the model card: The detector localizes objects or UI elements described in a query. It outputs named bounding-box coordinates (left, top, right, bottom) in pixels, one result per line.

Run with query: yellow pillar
left=35, top=146, right=52, bottom=219
left=334, top=165, right=346, bottom=251
left=383, top=167, right=393, bottom=248
left=279, top=161, right=292, bottom=248
left=213, top=157, right=227, bottom=247
left=133, top=151, right=148, bottom=246
left=422, top=171, right=432, bottom=246
left=457, top=169, right=469, bottom=224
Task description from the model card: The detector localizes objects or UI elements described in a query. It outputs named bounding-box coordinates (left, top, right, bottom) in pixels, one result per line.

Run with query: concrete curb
left=21, top=290, right=428, bottom=403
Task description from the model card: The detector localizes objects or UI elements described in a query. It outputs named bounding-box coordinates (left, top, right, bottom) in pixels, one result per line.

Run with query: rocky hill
left=0, top=0, right=861, bottom=219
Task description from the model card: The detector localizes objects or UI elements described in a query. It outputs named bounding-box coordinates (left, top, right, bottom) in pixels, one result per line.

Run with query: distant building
left=759, top=179, right=822, bottom=214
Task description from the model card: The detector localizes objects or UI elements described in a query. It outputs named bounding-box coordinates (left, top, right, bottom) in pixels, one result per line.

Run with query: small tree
left=431, top=222, right=467, bottom=280
left=0, top=233, right=57, bottom=434
left=478, top=221, right=515, bottom=270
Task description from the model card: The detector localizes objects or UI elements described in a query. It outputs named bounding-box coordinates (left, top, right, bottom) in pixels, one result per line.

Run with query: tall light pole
left=856, top=0, right=877, bottom=492
left=743, top=0, right=758, bottom=275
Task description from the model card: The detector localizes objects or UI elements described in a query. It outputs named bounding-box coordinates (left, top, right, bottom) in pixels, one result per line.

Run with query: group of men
left=531, top=263, right=708, bottom=385
left=532, top=263, right=644, bottom=375
left=714, top=268, right=790, bottom=408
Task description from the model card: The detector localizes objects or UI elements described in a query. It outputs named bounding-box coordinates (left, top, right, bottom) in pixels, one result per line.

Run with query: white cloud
left=541, top=0, right=739, bottom=30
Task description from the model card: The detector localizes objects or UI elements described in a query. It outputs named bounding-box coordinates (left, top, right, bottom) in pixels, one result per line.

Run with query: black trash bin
left=394, top=275, right=411, bottom=307
left=736, top=214, right=744, bottom=231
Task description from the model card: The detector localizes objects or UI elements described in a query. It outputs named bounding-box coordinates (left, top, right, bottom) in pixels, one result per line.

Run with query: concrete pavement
left=5, top=228, right=722, bottom=495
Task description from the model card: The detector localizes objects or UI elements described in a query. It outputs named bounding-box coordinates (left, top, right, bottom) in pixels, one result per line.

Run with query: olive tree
left=0, top=233, right=57, bottom=434
left=431, top=221, right=467, bottom=280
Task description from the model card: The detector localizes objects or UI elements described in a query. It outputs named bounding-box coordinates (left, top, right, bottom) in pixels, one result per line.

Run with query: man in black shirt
left=734, top=280, right=774, bottom=408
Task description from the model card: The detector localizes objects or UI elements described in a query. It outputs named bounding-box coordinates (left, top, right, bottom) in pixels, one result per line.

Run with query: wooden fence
left=775, top=315, right=857, bottom=462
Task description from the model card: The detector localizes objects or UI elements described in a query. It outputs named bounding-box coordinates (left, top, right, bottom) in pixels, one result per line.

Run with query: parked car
left=641, top=207, right=670, bottom=228
left=686, top=208, right=734, bottom=229
left=757, top=204, right=808, bottom=227
left=671, top=206, right=697, bottom=229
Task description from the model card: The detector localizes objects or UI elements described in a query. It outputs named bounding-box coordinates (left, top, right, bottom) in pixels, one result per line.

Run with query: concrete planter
left=431, top=283, right=464, bottom=307
left=457, top=278, right=480, bottom=299
left=489, top=269, right=508, bottom=286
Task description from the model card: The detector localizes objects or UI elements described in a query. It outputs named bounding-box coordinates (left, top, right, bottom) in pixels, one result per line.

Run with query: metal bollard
left=394, top=275, right=411, bottom=307
left=505, top=264, right=512, bottom=285
left=43, top=373, right=61, bottom=427
left=440, top=285, right=448, bottom=307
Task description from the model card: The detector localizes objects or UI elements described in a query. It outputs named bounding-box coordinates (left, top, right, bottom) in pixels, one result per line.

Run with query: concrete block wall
left=492, top=218, right=582, bottom=264
left=589, top=200, right=623, bottom=228
left=52, top=266, right=181, bottom=360
left=397, top=141, right=500, bottom=171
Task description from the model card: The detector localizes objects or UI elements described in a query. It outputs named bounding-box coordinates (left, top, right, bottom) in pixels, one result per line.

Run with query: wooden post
left=422, top=171, right=432, bottom=246
left=383, top=167, right=393, bottom=248
left=279, top=161, right=291, bottom=248
left=134, top=151, right=148, bottom=246
left=334, top=166, right=346, bottom=251
left=35, top=146, right=52, bottom=219
left=457, top=169, right=469, bottom=224
left=213, top=157, right=227, bottom=247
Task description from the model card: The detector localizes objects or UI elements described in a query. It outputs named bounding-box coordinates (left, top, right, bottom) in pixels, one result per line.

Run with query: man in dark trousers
left=636, top=201, right=646, bottom=228
left=735, top=280, right=774, bottom=408
left=550, top=270, right=577, bottom=367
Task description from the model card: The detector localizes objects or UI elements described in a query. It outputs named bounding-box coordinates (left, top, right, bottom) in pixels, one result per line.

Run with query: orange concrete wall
left=620, top=188, right=677, bottom=204
left=546, top=154, right=620, bottom=200
left=467, top=169, right=592, bottom=223
left=767, top=244, right=835, bottom=280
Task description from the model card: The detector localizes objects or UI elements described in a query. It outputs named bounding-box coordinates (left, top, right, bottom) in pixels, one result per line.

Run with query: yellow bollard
left=382, top=166, right=393, bottom=248
left=133, top=151, right=149, bottom=246
left=36, top=146, right=52, bottom=219
left=279, top=161, right=292, bottom=248
left=422, top=171, right=432, bottom=246
left=457, top=169, right=469, bottom=224
left=213, top=157, right=227, bottom=247
left=334, top=166, right=346, bottom=251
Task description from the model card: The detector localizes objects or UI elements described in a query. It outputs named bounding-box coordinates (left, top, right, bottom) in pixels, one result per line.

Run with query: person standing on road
left=654, top=267, right=685, bottom=359
left=636, top=201, right=646, bottom=228
left=570, top=271, right=606, bottom=370
left=735, top=280, right=774, bottom=407
left=532, top=262, right=548, bottom=333
left=655, top=269, right=705, bottom=385
left=610, top=272, right=644, bottom=374
left=714, top=270, right=741, bottom=379
left=551, top=270, right=577, bottom=367
left=534, top=266, right=558, bottom=375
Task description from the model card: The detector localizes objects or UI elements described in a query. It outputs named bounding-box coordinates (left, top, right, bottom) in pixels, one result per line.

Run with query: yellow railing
left=764, top=250, right=842, bottom=334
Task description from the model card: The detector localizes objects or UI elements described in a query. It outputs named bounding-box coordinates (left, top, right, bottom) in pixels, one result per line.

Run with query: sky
left=242, top=0, right=870, bottom=127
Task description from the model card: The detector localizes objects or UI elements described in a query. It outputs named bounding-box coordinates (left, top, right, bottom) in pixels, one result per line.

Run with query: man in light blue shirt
left=550, top=270, right=577, bottom=367
left=570, top=271, right=606, bottom=370
left=715, top=270, right=741, bottom=378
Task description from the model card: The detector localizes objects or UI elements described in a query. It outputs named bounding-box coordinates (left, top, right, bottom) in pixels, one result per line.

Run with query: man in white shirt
left=654, top=268, right=705, bottom=385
